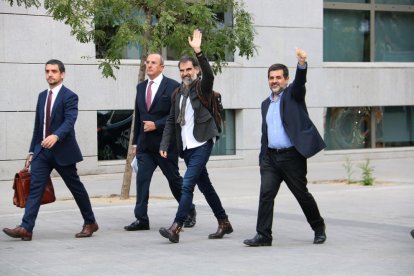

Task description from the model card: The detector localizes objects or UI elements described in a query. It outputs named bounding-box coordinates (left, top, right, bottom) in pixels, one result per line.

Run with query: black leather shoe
left=243, top=234, right=272, bottom=247
left=124, top=220, right=150, bottom=231
left=183, top=209, right=197, bottom=228
left=411, top=229, right=414, bottom=239
left=314, top=226, right=327, bottom=244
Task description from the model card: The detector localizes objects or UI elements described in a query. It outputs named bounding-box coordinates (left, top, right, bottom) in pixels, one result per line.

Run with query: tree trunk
left=120, top=9, right=153, bottom=199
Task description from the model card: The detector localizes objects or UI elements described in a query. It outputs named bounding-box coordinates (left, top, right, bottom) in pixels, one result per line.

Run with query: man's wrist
left=297, top=62, right=307, bottom=69
left=194, top=49, right=202, bottom=56
left=54, top=134, right=59, bottom=141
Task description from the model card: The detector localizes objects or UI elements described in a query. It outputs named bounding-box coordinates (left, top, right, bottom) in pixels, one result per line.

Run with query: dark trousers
left=174, top=140, right=227, bottom=225
left=134, top=151, right=195, bottom=224
left=21, top=149, right=96, bottom=232
left=257, top=148, right=325, bottom=240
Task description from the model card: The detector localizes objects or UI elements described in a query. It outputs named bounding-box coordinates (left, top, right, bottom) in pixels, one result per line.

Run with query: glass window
left=324, top=10, right=370, bottom=61
left=95, top=9, right=233, bottom=62
left=375, top=11, right=414, bottom=61
left=97, top=109, right=236, bottom=160
left=211, top=109, right=236, bottom=155
left=324, top=0, right=370, bottom=3
left=323, top=1, right=414, bottom=62
left=376, top=0, right=414, bottom=4
left=97, top=110, right=133, bottom=160
left=324, top=106, right=414, bottom=150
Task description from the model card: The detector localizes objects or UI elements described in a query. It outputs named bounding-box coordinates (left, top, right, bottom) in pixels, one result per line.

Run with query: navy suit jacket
left=29, top=85, right=83, bottom=166
left=132, top=75, right=180, bottom=154
left=260, top=65, right=326, bottom=163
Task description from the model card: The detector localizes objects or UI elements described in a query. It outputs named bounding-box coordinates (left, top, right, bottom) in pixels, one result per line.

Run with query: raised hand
left=188, top=29, right=202, bottom=53
left=296, top=48, right=307, bottom=65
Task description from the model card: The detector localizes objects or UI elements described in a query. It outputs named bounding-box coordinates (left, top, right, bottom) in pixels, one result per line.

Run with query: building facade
left=1, top=0, right=413, bottom=181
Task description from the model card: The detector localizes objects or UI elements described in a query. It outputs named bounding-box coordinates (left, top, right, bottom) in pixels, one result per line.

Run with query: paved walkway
left=0, top=158, right=413, bottom=275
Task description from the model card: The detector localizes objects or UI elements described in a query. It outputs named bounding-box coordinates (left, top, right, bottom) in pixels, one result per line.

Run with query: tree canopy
left=6, top=0, right=256, bottom=198
left=8, top=0, right=256, bottom=80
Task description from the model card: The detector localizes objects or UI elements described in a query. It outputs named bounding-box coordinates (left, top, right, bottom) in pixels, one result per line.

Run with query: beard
left=182, top=74, right=197, bottom=86
left=270, top=84, right=286, bottom=95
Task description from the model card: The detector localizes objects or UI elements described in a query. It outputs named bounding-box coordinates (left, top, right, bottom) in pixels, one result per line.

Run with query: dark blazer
left=260, top=65, right=326, bottom=162
left=160, top=53, right=218, bottom=156
left=132, top=75, right=180, bottom=154
left=29, top=85, right=83, bottom=166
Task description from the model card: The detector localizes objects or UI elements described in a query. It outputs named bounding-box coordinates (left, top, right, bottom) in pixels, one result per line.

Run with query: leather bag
left=13, top=170, right=56, bottom=208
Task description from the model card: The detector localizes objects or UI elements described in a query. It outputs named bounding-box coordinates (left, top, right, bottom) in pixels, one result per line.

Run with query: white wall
left=1, top=0, right=413, bottom=180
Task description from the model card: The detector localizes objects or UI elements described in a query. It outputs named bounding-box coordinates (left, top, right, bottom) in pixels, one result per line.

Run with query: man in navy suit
left=244, top=49, right=326, bottom=247
left=124, top=53, right=196, bottom=231
left=3, top=59, right=98, bottom=241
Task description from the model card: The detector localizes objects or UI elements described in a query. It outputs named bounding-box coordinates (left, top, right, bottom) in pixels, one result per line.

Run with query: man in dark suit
left=124, top=53, right=196, bottom=231
left=158, top=29, right=233, bottom=243
left=3, top=59, right=98, bottom=241
left=244, top=49, right=327, bottom=247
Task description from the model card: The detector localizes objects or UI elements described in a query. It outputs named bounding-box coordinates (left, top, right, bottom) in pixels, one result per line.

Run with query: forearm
left=196, top=52, right=214, bottom=95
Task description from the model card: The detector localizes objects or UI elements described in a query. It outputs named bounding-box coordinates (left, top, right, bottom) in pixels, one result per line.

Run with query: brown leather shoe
left=159, top=222, right=182, bottom=243
left=75, top=223, right=99, bottom=238
left=208, top=217, right=233, bottom=239
left=3, top=226, right=32, bottom=241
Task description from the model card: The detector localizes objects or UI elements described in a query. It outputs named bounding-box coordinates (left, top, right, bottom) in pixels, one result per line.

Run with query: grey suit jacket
left=160, top=53, right=218, bottom=157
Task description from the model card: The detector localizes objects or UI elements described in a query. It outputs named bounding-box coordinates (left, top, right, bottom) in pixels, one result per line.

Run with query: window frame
left=323, top=1, right=414, bottom=62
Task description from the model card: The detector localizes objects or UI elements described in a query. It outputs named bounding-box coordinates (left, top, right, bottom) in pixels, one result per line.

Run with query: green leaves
left=6, top=0, right=256, bottom=79
left=6, top=0, right=40, bottom=8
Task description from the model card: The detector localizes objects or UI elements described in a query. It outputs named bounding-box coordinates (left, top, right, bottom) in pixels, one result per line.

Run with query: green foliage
left=6, top=0, right=40, bottom=7
left=359, top=159, right=375, bottom=186
left=7, top=0, right=256, bottom=79
left=342, top=156, right=355, bottom=184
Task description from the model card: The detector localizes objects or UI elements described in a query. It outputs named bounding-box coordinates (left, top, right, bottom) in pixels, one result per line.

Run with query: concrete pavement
left=0, top=158, right=413, bottom=275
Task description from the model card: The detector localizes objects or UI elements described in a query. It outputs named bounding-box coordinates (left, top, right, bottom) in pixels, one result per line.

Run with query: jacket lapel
left=150, top=77, right=167, bottom=109
left=39, top=90, right=48, bottom=129
left=50, top=85, right=65, bottom=122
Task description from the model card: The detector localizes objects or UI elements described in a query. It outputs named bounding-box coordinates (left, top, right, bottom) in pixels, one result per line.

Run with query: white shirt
left=180, top=95, right=206, bottom=151
left=146, top=74, right=164, bottom=102
left=43, top=83, right=62, bottom=138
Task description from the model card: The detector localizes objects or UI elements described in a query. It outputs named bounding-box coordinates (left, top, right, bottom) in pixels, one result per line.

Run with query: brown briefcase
left=13, top=169, right=56, bottom=208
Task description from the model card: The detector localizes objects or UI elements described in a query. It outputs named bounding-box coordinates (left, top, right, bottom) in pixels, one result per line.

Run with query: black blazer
left=132, top=75, right=180, bottom=154
left=29, top=85, right=83, bottom=166
left=260, top=65, right=326, bottom=163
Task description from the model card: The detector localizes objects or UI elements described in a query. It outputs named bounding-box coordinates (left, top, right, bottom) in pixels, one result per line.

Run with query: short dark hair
left=178, top=55, right=199, bottom=68
left=268, top=63, right=288, bottom=79
left=46, top=59, right=65, bottom=73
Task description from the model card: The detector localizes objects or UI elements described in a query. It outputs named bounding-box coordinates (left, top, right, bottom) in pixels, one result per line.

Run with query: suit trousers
left=134, top=151, right=195, bottom=224
left=257, top=148, right=325, bottom=240
left=21, top=148, right=96, bottom=232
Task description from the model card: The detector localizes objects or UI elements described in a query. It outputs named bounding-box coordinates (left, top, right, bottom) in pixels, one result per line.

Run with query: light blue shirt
left=266, top=91, right=293, bottom=149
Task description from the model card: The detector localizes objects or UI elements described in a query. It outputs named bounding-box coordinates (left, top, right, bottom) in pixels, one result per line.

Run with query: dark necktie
left=146, top=81, right=154, bottom=111
left=45, top=90, right=53, bottom=137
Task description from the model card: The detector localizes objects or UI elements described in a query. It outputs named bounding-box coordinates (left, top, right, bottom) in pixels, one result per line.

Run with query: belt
left=267, top=146, right=295, bottom=154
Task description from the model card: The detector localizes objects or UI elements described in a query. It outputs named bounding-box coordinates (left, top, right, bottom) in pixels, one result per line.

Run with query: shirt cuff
left=297, top=62, right=307, bottom=69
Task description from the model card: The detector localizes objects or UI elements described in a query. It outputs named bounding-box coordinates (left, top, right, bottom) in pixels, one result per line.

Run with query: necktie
left=45, top=90, right=53, bottom=137
left=146, top=81, right=154, bottom=111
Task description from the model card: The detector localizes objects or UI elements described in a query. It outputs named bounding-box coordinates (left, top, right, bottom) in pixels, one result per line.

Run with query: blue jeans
left=174, top=140, right=227, bottom=225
